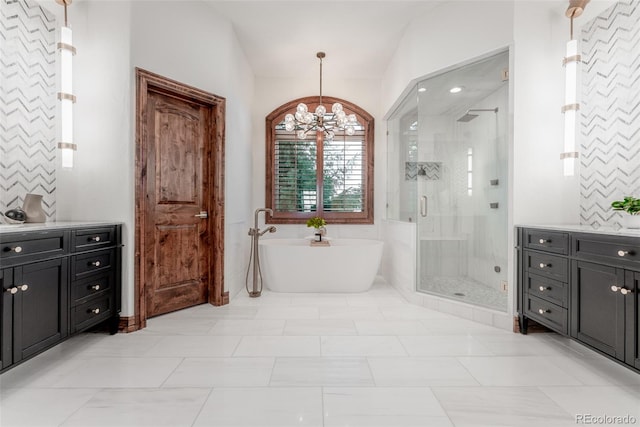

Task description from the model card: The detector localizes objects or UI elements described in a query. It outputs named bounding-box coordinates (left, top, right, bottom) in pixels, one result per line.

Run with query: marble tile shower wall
left=0, top=0, right=56, bottom=219
left=580, top=0, right=640, bottom=228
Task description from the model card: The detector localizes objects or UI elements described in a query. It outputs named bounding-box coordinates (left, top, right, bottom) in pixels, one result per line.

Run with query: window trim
left=266, top=96, right=374, bottom=224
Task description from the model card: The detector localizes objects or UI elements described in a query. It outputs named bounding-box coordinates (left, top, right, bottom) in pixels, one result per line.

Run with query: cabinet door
left=571, top=261, right=625, bottom=360
left=625, top=270, right=640, bottom=369
left=12, top=259, right=68, bottom=363
left=1, top=268, right=11, bottom=369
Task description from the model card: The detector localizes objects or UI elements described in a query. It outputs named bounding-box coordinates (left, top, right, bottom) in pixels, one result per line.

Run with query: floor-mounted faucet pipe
left=245, top=208, right=276, bottom=297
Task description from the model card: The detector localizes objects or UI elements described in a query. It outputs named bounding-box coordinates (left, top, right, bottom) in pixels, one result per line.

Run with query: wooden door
left=136, top=69, right=226, bottom=327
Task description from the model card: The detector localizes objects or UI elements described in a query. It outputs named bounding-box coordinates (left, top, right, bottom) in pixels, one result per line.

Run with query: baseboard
left=118, top=316, right=139, bottom=333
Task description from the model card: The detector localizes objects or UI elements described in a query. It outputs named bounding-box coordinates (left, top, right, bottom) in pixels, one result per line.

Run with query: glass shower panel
left=416, top=52, right=509, bottom=311
left=387, top=51, right=509, bottom=312
left=386, top=87, right=419, bottom=222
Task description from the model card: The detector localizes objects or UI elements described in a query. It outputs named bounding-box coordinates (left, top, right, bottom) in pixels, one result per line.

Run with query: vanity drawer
left=71, top=249, right=115, bottom=279
left=0, top=231, right=68, bottom=266
left=71, top=271, right=113, bottom=304
left=526, top=273, right=568, bottom=308
left=524, top=229, right=569, bottom=255
left=573, top=233, right=640, bottom=269
left=525, top=294, right=568, bottom=334
left=71, top=295, right=113, bottom=333
left=72, top=227, right=116, bottom=252
left=525, top=250, right=568, bottom=282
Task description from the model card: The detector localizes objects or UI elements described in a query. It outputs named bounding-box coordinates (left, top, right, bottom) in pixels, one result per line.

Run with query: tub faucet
left=249, top=208, right=274, bottom=236
left=246, top=208, right=276, bottom=297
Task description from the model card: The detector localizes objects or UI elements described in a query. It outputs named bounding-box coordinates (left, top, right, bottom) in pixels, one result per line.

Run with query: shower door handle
left=420, top=196, right=428, bottom=217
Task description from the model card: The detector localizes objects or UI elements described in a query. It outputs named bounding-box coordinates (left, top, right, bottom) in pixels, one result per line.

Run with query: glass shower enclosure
left=386, top=51, right=509, bottom=311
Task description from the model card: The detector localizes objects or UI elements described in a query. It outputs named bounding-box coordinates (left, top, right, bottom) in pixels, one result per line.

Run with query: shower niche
left=386, top=50, right=509, bottom=312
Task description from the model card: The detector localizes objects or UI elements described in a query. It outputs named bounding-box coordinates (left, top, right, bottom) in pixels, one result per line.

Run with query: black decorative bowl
left=4, top=208, right=26, bottom=224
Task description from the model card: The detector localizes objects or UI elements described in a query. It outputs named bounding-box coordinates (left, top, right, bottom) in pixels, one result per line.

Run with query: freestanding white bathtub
left=258, top=238, right=384, bottom=293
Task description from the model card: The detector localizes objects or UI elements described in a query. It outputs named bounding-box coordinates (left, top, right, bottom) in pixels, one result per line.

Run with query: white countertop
left=517, top=223, right=640, bottom=238
left=0, top=221, right=121, bottom=235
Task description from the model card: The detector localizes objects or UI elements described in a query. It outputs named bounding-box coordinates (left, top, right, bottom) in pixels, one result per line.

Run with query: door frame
left=134, top=68, right=226, bottom=330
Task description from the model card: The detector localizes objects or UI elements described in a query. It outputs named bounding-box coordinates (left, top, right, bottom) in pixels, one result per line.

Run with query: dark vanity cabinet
left=517, top=227, right=640, bottom=372
left=0, top=224, right=121, bottom=371
left=519, top=228, right=570, bottom=334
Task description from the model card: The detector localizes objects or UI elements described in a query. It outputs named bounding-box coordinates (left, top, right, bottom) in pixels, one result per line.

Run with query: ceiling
left=205, top=1, right=444, bottom=79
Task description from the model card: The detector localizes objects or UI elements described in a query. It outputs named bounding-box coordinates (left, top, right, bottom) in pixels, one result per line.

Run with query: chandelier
left=283, top=52, right=358, bottom=140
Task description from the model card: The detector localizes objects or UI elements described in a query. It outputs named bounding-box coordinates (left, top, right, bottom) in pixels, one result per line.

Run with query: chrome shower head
left=457, top=113, right=479, bottom=122
left=457, top=107, right=498, bottom=122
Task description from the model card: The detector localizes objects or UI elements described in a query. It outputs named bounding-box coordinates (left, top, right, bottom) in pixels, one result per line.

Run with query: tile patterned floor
left=1, top=279, right=640, bottom=427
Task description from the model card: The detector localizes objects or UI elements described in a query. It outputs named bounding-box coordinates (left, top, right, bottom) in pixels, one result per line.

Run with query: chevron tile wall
left=0, top=0, right=57, bottom=220
left=580, top=0, right=640, bottom=228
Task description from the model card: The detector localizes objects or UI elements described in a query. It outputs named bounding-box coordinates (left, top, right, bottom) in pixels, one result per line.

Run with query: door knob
left=195, top=211, right=208, bottom=219
left=620, top=288, right=633, bottom=296
left=611, top=285, right=620, bottom=293
left=20, top=284, right=28, bottom=292
left=5, top=287, right=18, bottom=294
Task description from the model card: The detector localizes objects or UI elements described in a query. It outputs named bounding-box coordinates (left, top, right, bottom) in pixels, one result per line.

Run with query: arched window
left=265, top=96, right=374, bottom=224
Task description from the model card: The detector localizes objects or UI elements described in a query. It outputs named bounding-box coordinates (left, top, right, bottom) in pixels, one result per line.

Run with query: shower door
left=413, top=51, right=509, bottom=311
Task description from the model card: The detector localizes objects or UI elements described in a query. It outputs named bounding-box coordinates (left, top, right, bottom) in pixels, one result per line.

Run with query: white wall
left=382, top=1, right=514, bottom=116
left=251, top=75, right=385, bottom=241
left=512, top=2, right=581, bottom=226
left=56, top=1, right=255, bottom=315
left=129, top=0, right=255, bottom=300
left=56, top=1, right=135, bottom=313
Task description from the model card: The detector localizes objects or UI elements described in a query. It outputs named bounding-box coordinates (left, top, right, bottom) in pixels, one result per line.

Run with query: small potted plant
left=611, top=196, right=640, bottom=229
left=306, top=216, right=327, bottom=241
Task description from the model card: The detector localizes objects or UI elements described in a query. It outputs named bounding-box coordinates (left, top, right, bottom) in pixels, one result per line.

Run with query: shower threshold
left=419, top=276, right=507, bottom=312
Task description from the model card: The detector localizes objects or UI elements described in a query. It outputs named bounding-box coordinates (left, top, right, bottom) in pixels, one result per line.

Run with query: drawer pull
left=620, top=288, right=633, bottom=296
left=6, top=287, right=18, bottom=294
left=538, top=239, right=548, bottom=244
left=20, top=284, right=28, bottom=292
left=90, top=308, right=100, bottom=315
left=539, top=286, right=549, bottom=292
left=91, top=284, right=101, bottom=291
left=539, top=263, right=550, bottom=269
left=611, top=285, right=620, bottom=293
left=617, top=250, right=629, bottom=257
left=538, top=308, right=549, bottom=314
left=90, top=261, right=101, bottom=267
left=90, top=236, right=101, bottom=242
left=10, top=246, right=23, bottom=253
